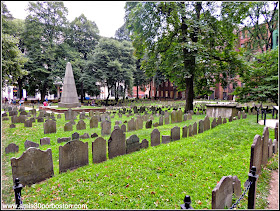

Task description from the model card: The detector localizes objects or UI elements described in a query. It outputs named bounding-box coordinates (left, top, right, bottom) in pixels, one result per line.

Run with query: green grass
left=1, top=108, right=278, bottom=209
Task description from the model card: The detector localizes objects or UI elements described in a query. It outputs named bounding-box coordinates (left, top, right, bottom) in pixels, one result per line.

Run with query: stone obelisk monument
left=58, top=62, right=81, bottom=108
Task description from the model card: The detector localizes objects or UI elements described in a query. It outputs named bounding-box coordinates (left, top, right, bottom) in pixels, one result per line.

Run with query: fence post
left=264, top=110, right=267, bottom=126
left=13, top=178, right=23, bottom=209
left=256, top=109, right=259, bottom=123
left=181, top=195, right=194, bottom=209
left=247, top=166, right=258, bottom=209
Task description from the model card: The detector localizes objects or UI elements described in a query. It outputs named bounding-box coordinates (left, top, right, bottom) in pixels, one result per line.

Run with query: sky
left=3, top=1, right=126, bottom=38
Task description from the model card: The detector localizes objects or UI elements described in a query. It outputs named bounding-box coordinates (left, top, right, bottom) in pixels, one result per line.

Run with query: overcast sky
left=4, top=1, right=126, bottom=38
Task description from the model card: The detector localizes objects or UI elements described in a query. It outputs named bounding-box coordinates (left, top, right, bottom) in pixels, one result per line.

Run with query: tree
left=133, top=59, right=148, bottom=99
left=1, top=2, right=28, bottom=90
left=115, top=24, right=131, bottom=41
left=233, top=47, right=278, bottom=105
left=23, top=1, right=68, bottom=102
left=125, top=2, right=245, bottom=112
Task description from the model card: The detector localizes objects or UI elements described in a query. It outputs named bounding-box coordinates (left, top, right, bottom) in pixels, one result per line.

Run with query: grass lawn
left=1, top=107, right=278, bottom=209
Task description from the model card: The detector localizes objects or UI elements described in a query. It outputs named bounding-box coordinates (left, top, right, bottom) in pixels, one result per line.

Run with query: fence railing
left=13, top=178, right=23, bottom=209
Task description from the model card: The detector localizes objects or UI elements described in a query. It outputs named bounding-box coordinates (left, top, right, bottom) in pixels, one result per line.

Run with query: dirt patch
left=267, top=170, right=279, bottom=209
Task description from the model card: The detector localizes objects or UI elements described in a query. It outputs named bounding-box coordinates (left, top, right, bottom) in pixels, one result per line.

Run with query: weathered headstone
left=11, top=148, right=54, bottom=186
left=188, top=124, right=193, bottom=137
left=146, top=120, right=153, bottom=129
left=72, top=132, right=80, bottom=140
left=92, top=137, right=107, bottom=163
left=127, top=118, right=136, bottom=131
left=228, top=116, right=233, bottom=122
left=64, top=122, right=73, bottom=132
left=91, top=133, right=98, bottom=138
left=204, top=116, right=210, bottom=131
left=10, top=124, right=16, bottom=128
left=76, top=120, right=86, bottom=130
left=171, top=110, right=177, bottom=124
left=24, top=140, right=39, bottom=149
left=59, top=140, right=88, bottom=173
left=268, top=138, right=273, bottom=159
left=57, top=114, right=61, bottom=119
left=223, top=118, right=227, bottom=124
left=217, top=116, right=222, bottom=125
left=151, top=129, right=160, bottom=146
left=126, top=135, right=140, bottom=154
left=192, top=122, right=197, bottom=136
left=140, top=139, right=149, bottom=149
left=121, top=124, right=126, bottom=133
left=79, top=111, right=86, bottom=119
left=273, top=139, right=278, bottom=154
left=80, top=133, right=90, bottom=139
left=164, top=112, right=170, bottom=124
left=232, top=176, right=242, bottom=198
left=261, top=127, right=269, bottom=166
left=211, top=118, right=217, bottom=129
left=212, top=176, right=233, bottom=209
left=37, top=117, right=44, bottom=123
left=40, top=137, right=50, bottom=146
left=44, top=120, right=56, bottom=134
left=237, top=111, right=241, bottom=119
left=171, top=126, right=180, bottom=141
left=249, top=135, right=262, bottom=175
left=5, top=143, right=19, bottom=154
left=177, top=109, right=183, bottom=123
left=275, top=122, right=278, bottom=142
left=108, top=128, right=126, bottom=159
left=198, top=120, right=204, bottom=133
left=57, top=137, right=71, bottom=143
left=24, top=119, right=32, bottom=128
left=182, top=126, right=188, bottom=138
left=162, top=135, right=171, bottom=144
left=101, top=120, right=111, bottom=136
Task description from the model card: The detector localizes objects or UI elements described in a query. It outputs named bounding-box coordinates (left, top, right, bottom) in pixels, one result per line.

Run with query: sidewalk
left=267, top=170, right=279, bottom=209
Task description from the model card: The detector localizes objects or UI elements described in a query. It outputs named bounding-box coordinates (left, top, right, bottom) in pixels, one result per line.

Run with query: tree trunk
left=80, top=81, right=84, bottom=103
left=40, top=82, right=48, bottom=103
left=18, top=78, right=23, bottom=99
left=184, top=76, right=194, bottom=112
left=149, top=80, right=151, bottom=99
left=136, top=85, right=139, bottom=99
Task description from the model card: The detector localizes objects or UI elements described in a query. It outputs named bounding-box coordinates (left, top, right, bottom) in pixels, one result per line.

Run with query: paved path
left=267, top=170, right=279, bottom=209
left=258, top=119, right=279, bottom=129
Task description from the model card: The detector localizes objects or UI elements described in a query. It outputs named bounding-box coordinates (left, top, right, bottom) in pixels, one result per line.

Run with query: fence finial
left=181, top=195, right=194, bottom=209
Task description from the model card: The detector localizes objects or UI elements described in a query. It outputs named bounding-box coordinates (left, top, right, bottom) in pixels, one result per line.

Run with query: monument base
left=58, top=102, right=81, bottom=108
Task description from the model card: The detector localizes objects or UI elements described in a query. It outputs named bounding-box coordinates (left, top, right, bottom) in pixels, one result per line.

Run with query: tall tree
left=133, top=59, right=147, bottom=99
left=125, top=2, right=244, bottom=112
left=23, top=1, right=68, bottom=102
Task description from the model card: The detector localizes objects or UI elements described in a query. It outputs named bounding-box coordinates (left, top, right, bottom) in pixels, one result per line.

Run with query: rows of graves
left=4, top=104, right=250, bottom=187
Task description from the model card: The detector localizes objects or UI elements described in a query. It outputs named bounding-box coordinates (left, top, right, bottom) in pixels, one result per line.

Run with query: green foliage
left=233, top=47, right=278, bottom=105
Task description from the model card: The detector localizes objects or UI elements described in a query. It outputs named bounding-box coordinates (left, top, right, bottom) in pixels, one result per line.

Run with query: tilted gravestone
left=232, top=176, right=242, bottom=198
left=261, top=127, right=269, bottom=166
left=164, top=112, right=170, bottom=125
left=92, top=137, right=107, bottom=163
left=64, top=122, right=73, bottom=132
left=192, top=122, right=197, bottom=136
left=212, top=176, right=233, bottom=209
left=24, top=140, right=39, bottom=149
left=80, top=133, right=90, bottom=139
left=146, top=120, right=153, bottom=129
left=140, top=139, right=149, bottom=149
left=182, top=126, right=188, bottom=138
left=171, top=110, right=177, bottom=124
left=101, top=120, right=111, bottom=136
left=108, top=128, right=126, bottom=159
left=151, top=128, right=160, bottom=146
left=249, top=135, right=263, bottom=175
left=211, top=118, right=217, bottom=129
left=40, top=137, right=50, bottom=146
left=198, top=120, right=204, bottom=134
left=126, top=135, right=140, bottom=154
left=76, top=120, right=86, bottom=130
left=204, top=116, right=210, bottom=131
left=171, top=126, right=180, bottom=141
left=59, top=140, right=89, bottom=173
left=188, top=124, right=193, bottom=137
left=11, top=147, right=54, bottom=186
left=44, top=120, right=56, bottom=134
left=57, top=137, right=71, bottom=143
left=162, top=135, right=171, bottom=144
left=5, top=143, right=19, bottom=154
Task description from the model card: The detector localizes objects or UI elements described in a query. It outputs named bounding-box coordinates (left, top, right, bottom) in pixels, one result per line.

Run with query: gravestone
left=24, top=119, right=32, bottom=128
left=188, top=125, right=193, bottom=137
left=275, top=122, right=278, bottom=141
left=76, top=120, right=86, bottom=130
left=171, top=126, right=180, bottom=141
left=90, top=116, right=98, bottom=128
left=57, top=114, right=61, bottom=119
left=72, top=132, right=80, bottom=140
left=65, top=109, right=74, bottom=120
left=192, top=122, right=197, bottom=136
left=136, top=117, right=143, bottom=130
left=162, top=135, right=171, bottom=144
left=204, top=116, right=210, bottom=131
left=229, top=116, right=233, bottom=122
left=101, top=120, right=111, bottom=136
left=44, top=120, right=56, bottom=134
left=121, top=124, right=126, bottom=133
left=24, top=140, right=39, bottom=149
left=232, top=176, right=242, bottom=198
left=9, top=110, right=18, bottom=116
left=80, top=133, right=90, bottom=139
left=58, top=62, right=81, bottom=108
left=183, top=114, right=188, bottom=121
left=108, top=128, right=126, bottom=159
left=126, top=135, right=140, bottom=154
left=64, top=122, right=73, bottom=132
left=11, top=148, right=54, bottom=186
left=241, top=110, right=246, bottom=119
left=20, top=110, right=28, bottom=116
left=249, top=135, right=263, bottom=175
left=223, top=118, right=227, bottom=124
left=40, top=137, right=50, bottom=146
left=217, top=116, right=222, bottom=125
left=37, top=117, right=44, bottom=123
left=19, top=115, right=27, bottom=123
left=268, top=139, right=273, bottom=159
left=182, top=126, right=188, bottom=138
left=164, top=112, right=170, bottom=124
left=10, top=124, right=16, bottom=128
left=159, top=116, right=164, bottom=126
left=92, top=137, right=107, bottom=163
left=177, top=109, right=183, bottom=123
left=91, top=133, right=98, bottom=138
left=146, top=120, right=152, bottom=129
left=5, top=143, right=19, bottom=154
left=114, top=125, right=120, bottom=130
left=80, top=111, right=86, bottom=119
left=237, top=111, right=241, bottom=119
left=273, top=139, right=278, bottom=154
left=261, top=127, right=269, bottom=166
left=212, top=176, right=233, bottom=209
left=211, top=118, right=217, bottom=129
left=140, top=139, right=149, bottom=149
left=153, top=122, right=159, bottom=127
left=11, top=116, right=20, bottom=124
left=57, top=137, right=71, bottom=143
left=2, top=112, right=8, bottom=117
left=127, top=118, right=136, bottom=132
left=171, top=110, right=177, bottom=123
left=151, top=129, right=160, bottom=146
left=59, top=140, right=88, bottom=173
left=198, top=120, right=204, bottom=133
